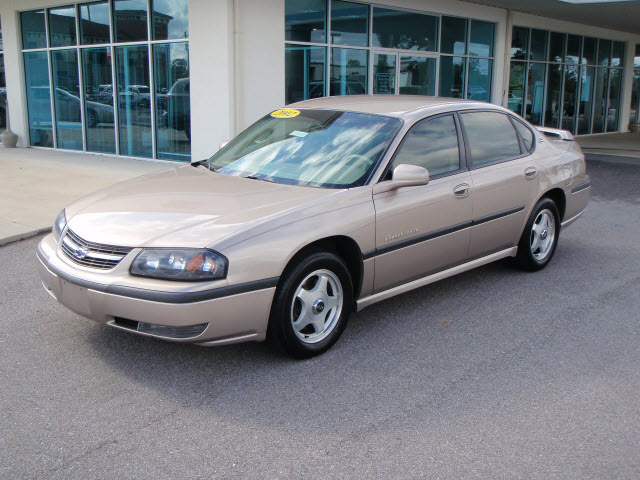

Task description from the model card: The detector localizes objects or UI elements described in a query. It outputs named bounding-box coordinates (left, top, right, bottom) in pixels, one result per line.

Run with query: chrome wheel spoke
left=530, top=208, right=556, bottom=261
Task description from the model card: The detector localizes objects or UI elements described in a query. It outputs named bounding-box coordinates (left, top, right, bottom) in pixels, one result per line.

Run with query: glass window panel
left=392, top=115, right=460, bottom=176
left=548, top=32, right=565, bottom=62
left=82, top=47, right=116, bottom=153
left=635, top=44, right=640, bottom=68
left=52, top=50, right=82, bottom=150
left=0, top=53, right=5, bottom=133
left=611, top=41, right=624, bottom=67
left=80, top=1, right=111, bottom=45
left=508, top=62, right=526, bottom=116
left=592, top=67, right=608, bottom=133
left=566, top=35, right=581, bottom=64
left=330, top=0, right=368, bottom=47
left=562, top=65, right=579, bottom=133
left=607, top=68, right=621, bottom=132
left=330, top=47, right=367, bottom=96
left=526, top=62, right=546, bottom=125
left=597, top=39, right=611, bottom=67
left=467, top=58, right=491, bottom=101
left=152, top=0, right=189, bottom=40
left=285, top=0, right=325, bottom=43
left=582, top=37, right=596, bottom=65
left=154, top=42, right=190, bottom=161
left=441, top=16, right=467, bottom=55
left=512, top=118, right=534, bottom=153
left=544, top=63, right=562, bottom=128
left=530, top=29, right=548, bottom=62
left=285, top=44, right=326, bottom=103
left=373, top=53, right=396, bottom=95
left=439, top=56, right=465, bottom=99
left=460, top=112, right=521, bottom=167
left=49, top=6, right=77, bottom=47
left=630, top=69, right=639, bottom=124
left=511, top=26, right=528, bottom=60
left=24, top=51, right=53, bottom=147
left=372, top=7, right=438, bottom=52
left=115, top=45, right=152, bottom=157
left=578, top=66, right=595, bottom=135
left=113, top=0, right=148, bottom=42
left=469, top=20, right=494, bottom=57
left=21, top=10, right=47, bottom=49
left=399, top=56, right=435, bottom=96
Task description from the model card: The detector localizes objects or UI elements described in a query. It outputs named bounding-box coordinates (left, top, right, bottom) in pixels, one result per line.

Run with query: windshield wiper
left=244, top=175, right=276, bottom=183
left=191, top=160, right=216, bottom=171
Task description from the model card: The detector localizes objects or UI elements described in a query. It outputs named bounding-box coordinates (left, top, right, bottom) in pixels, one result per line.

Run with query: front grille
left=60, top=228, right=133, bottom=270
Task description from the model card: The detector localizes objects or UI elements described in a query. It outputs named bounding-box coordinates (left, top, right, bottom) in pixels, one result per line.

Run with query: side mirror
left=219, top=139, right=229, bottom=150
left=373, top=164, right=430, bottom=194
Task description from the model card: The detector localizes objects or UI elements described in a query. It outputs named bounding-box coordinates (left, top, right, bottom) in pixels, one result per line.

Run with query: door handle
left=524, top=166, right=537, bottom=179
left=453, top=183, right=470, bottom=197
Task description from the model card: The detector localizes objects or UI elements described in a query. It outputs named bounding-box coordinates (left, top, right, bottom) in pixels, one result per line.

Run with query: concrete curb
left=0, top=227, right=51, bottom=247
left=584, top=153, right=640, bottom=167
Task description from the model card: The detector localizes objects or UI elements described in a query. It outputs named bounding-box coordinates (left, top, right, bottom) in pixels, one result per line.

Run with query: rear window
left=460, top=111, right=522, bottom=167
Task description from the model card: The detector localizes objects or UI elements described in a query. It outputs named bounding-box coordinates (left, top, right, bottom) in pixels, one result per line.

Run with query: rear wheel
left=268, top=251, right=353, bottom=358
left=514, top=198, right=560, bottom=271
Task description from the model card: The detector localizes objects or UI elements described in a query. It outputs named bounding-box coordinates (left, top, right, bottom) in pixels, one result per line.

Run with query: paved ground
left=0, top=147, right=170, bottom=245
left=1, top=159, right=638, bottom=479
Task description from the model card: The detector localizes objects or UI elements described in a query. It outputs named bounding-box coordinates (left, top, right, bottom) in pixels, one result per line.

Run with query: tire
left=184, top=122, right=191, bottom=140
left=514, top=197, right=560, bottom=271
left=268, top=251, right=353, bottom=359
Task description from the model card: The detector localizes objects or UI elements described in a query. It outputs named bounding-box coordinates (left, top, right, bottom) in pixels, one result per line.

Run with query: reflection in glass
left=578, top=66, right=595, bottom=135
left=460, top=112, right=521, bottom=167
left=372, top=7, right=438, bottom=51
left=152, top=0, right=189, bottom=40
left=24, top=51, right=53, bottom=147
left=511, top=26, right=528, bottom=60
left=592, top=67, right=608, bottom=133
left=548, top=32, right=565, bottom=63
left=331, top=0, right=368, bottom=47
left=154, top=42, right=190, bottom=161
left=115, top=45, right=152, bottom=157
left=399, top=56, right=435, bottom=96
left=0, top=53, right=5, bottom=132
left=440, top=56, right=465, bottom=99
left=52, top=50, right=82, bottom=150
left=373, top=54, right=395, bottom=94
left=562, top=65, right=579, bottom=133
left=469, top=20, right=494, bottom=57
left=508, top=62, right=525, bottom=116
left=544, top=63, right=562, bottom=128
left=330, top=48, right=367, bottom=96
left=597, top=39, right=611, bottom=67
left=49, top=6, right=77, bottom=47
left=114, top=0, right=148, bottom=42
left=285, top=45, right=326, bottom=103
left=82, top=48, right=116, bottom=153
left=611, top=41, right=624, bottom=67
left=526, top=62, right=546, bottom=125
left=607, top=68, right=620, bottom=132
left=285, top=0, right=325, bottom=43
left=80, top=1, right=111, bottom=44
left=582, top=37, right=596, bottom=65
left=566, top=35, right=581, bottom=64
left=530, top=29, right=547, bottom=62
left=467, top=58, right=491, bottom=101
left=630, top=69, right=639, bottom=124
left=441, top=16, right=467, bottom=55
left=21, top=10, right=47, bottom=49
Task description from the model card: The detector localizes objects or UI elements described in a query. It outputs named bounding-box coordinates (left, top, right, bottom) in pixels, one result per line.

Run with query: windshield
left=207, top=109, right=402, bottom=188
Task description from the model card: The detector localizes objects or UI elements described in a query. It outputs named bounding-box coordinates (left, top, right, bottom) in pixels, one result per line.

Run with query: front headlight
left=52, top=209, right=67, bottom=242
left=130, top=249, right=228, bottom=281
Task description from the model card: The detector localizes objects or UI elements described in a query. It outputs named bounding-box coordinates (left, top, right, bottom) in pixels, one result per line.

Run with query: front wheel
left=268, top=251, right=353, bottom=358
left=514, top=198, right=560, bottom=271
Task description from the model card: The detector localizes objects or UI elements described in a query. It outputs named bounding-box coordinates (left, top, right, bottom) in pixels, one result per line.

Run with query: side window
left=460, top=111, right=522, bottom=167
left=391, top=115, right=461, bottom=176
left=512, top=117, right=535, bottom=153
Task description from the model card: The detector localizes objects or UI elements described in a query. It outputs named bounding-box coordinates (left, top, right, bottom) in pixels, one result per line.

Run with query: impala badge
left=384, top=228, right=418, bottom=243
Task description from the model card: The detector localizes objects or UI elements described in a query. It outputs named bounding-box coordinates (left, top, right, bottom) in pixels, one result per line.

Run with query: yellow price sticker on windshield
left=271, top=109, right=300, bottom=118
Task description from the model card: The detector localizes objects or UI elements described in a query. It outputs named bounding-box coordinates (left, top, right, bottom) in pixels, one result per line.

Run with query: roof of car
left=287, top=95, right=490, bottom=117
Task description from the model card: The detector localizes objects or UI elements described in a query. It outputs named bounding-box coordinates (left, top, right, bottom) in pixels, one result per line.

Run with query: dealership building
left=0, top=0, right=639, bottom=163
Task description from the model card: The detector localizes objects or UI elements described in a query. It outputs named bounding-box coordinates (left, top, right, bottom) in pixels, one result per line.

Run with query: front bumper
left=36, top=234, right=277, bottom=346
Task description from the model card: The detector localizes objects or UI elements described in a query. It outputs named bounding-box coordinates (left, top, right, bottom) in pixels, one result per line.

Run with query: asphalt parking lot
left=1, top=159, right=638, bottom=479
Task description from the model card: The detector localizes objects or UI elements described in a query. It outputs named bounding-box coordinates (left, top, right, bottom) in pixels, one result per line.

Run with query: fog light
left=137, top=322, right=208, bottom=339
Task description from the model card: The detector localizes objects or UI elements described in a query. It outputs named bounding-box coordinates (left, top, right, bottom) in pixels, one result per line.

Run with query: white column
left=491, top=9, right=508, bottom=106
left=188, top=0, right=235, bottom=159
left=618, top=40, right=636, bottom=132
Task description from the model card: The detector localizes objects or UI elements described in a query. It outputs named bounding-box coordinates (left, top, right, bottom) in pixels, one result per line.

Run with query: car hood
left=65, top=165, right=338, bottom=248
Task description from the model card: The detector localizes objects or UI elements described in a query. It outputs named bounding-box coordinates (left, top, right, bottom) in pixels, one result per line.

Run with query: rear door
left=373, top=113, right=473, bottom=293
left=458, top=111, right=539, bottom=259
